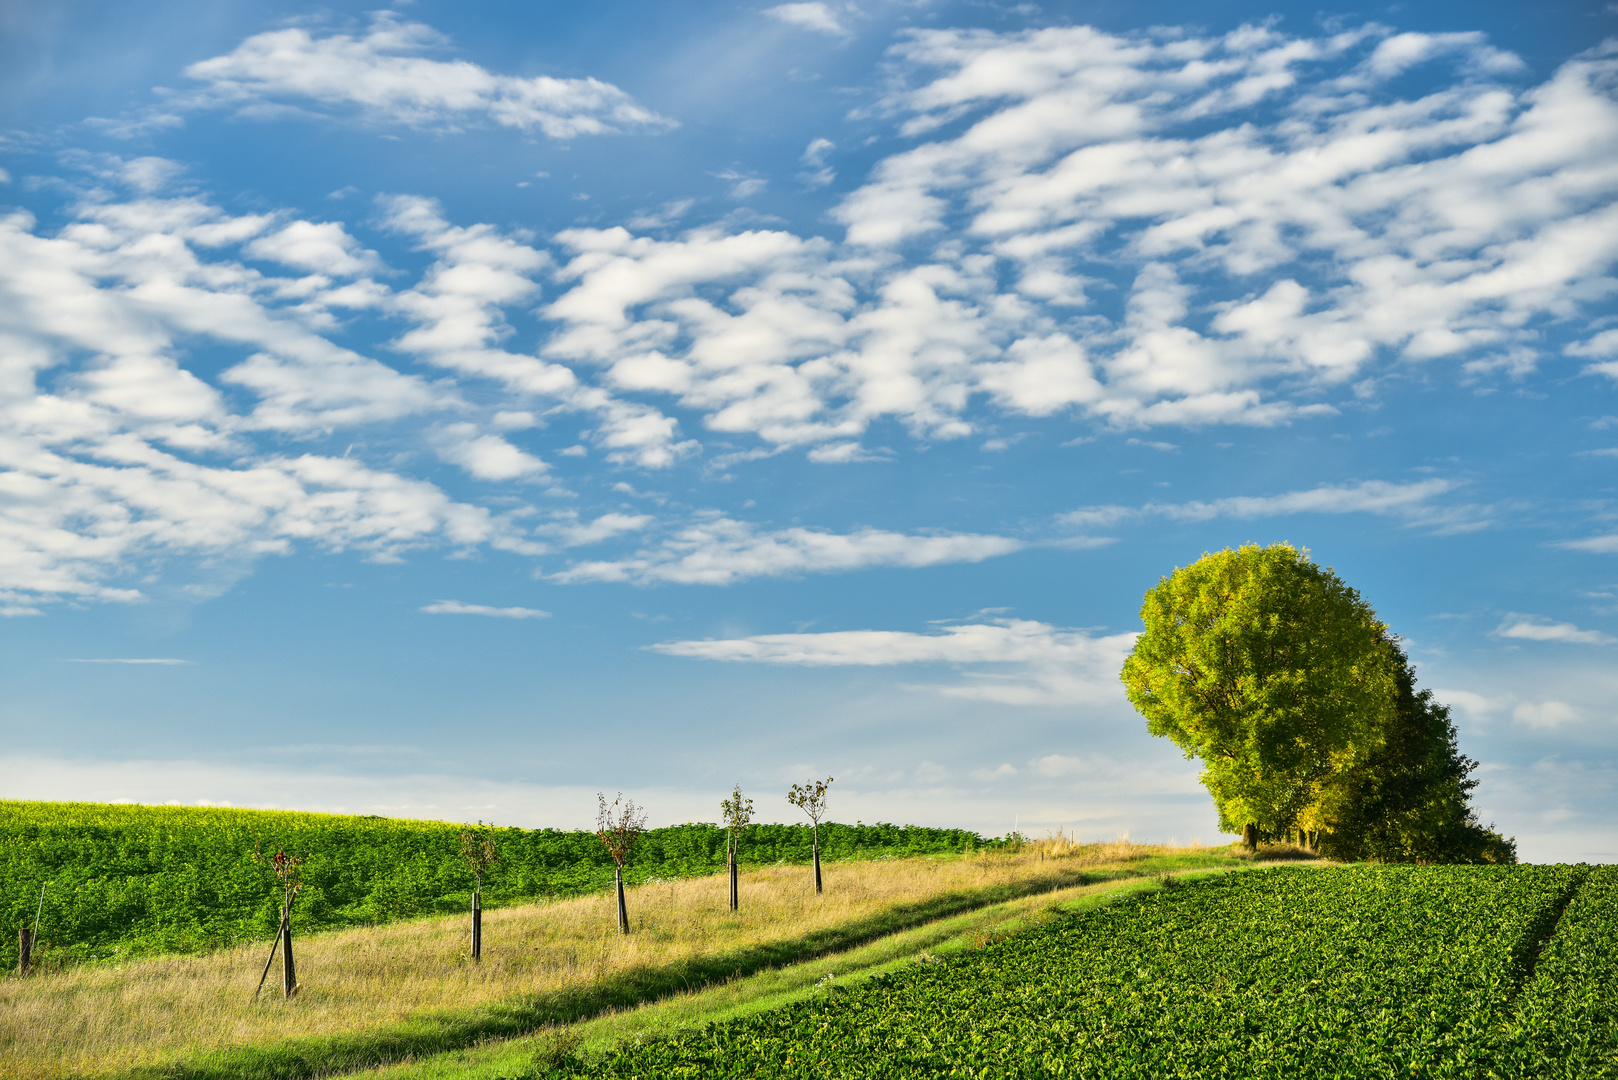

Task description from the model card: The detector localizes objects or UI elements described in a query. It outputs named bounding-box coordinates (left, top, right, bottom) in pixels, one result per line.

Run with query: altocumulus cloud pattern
left=2, top=19, right=1616, bottom=618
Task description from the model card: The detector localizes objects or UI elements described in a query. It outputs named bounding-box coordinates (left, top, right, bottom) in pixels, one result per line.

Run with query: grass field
left=0, top=833, right=1243, bottom=1079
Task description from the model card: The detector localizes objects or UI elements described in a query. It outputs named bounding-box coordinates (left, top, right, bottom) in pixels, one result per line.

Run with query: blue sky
left=2, top=0, right=1616, bottom=861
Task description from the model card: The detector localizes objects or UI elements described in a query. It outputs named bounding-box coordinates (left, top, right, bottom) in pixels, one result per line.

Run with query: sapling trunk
left=280, top=895, right=298, bottom=998
left=471, top=889, right=482, bottom=961
left=615, top=866, right=629, bottom=934
left=728, top=844, right=739, bottom=912
left=812, top=824, right=823, bottom=895
left=17, top=929, right=33, bottom=976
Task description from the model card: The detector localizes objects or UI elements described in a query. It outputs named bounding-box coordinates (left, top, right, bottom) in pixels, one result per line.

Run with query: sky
left=2, top=0, right=1616, bottom=862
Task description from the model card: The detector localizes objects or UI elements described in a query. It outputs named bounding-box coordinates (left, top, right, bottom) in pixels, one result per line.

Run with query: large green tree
left=1120, top=543, right=1396, bottom=848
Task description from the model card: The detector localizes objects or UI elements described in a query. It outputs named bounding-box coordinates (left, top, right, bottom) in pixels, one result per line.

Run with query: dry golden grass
left=0, top=841, right=1224, bottom=1079
left=1031, top=829, right=1199, bottom=863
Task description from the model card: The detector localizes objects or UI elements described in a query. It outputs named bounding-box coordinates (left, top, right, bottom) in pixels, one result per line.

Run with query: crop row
left=1492, top=864, right=1618, bottom=1077
left=0, top=800, right=994, bottom=969
left=553, top=865, right=1595, bottom=1078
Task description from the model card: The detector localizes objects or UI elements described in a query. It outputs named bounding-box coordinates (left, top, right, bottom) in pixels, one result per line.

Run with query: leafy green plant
left=595, top=793, right=648, bottom=935
left=563, top=865, right=1600, bottom=1078
left=720, top=785, right=753, bottom=912
left=786, top=777, right=833, bottom=895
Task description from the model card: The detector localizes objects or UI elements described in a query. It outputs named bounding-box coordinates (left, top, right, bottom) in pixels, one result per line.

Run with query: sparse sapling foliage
left=720, top=784, right=754, bottom=912
left=459, top=825, right=499, bottom=960
left=787, top=776, right=833, bottom=894
left=595, top=792, right=648, bottom=934
left=252, top=843, right=304, bottom=999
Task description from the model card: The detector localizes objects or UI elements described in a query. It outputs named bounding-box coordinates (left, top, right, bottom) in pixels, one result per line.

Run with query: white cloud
left=0, top=176, right=569, bottom=608
left=764, top=3, right=848, bottom=36
left=1059, top=478, right=1467, bottom=531
left=539, top=511, right=655, bottom=547
left=840, top=25, right=1615, bottom=409
left=1433, top=688, right=1505, bottom=724
left=714, top=170, right=767, bottom=199
left=244, top=220, right=383, bottom=276
left=431, top=423, right=549, bottom=482
left=1512, top=700, right=1582, bottom=729
left=1557, top=534, right=1618, bottom=554
left=420, top=600, right=551, bottom=619
left=625, top=199, right=696, bottom=231
left=387, top=197, right=691, bottom=468
left=651, top=618, right=1115, bottom=665
left=1569, top=328, right=1618, bottom=366
left=1495, top=616, right=1616, bottom=646
left=177, top=13, right=675, bottom=137
left=800, top=138, right=836, bottom=187
left=521, top=27, right=1618, bottom=454
left=553, top=516, right=1023, bottom=585
left=650, top=617, right=1135, bottom=705
left=1028, top=754, right=1090, bottom=778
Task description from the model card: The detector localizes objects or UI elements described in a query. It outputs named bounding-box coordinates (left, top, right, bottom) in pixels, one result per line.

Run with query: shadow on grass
left=119, top=866, right=1133, bottom=1080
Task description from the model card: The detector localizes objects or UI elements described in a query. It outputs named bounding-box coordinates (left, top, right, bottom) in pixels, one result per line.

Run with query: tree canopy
left=1120, top=543, right=1513, bottom=862
left=1121, top=543, right=1395, bottom=844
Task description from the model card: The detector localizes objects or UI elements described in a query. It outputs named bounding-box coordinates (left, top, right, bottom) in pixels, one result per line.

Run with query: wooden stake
left=615, top=866, right=628, bottom=934
left=728, top=847, right=738, bottom=912
left=17, top=929, right=32, bottom=977
left=471, top=890, right=482, bottom=961
left=253, top=906, right=286, bottom=1000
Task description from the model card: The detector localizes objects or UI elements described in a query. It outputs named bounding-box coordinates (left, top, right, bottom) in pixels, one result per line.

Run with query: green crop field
left=541, top=864, right=1617, bottom=1079
left=0, top=800, right=993, bottom=970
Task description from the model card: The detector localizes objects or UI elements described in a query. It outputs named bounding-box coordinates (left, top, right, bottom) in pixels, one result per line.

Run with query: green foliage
left=0, top=800, right=991, bottom=970
left=551, top=865, right=1601, bottom=1078
left=1317, top=641, right=1517, bottom=864
left=460, top=826, right=499, bottom=890
left=785, top=777, right=832, bottom=826
left=594, top=793, right=648, bottom=868
left=1121, top=543, right=1396, bottom=840
left=1496, top=865, right=1618, bottom=1075
left=719, top=785, right=753, bottom=854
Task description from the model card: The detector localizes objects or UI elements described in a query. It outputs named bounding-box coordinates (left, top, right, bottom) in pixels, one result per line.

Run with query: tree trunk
left=728, top=845, right=738, bottom=912
left=281, top=896, right=297, bottom=999
left=471, top=889, right=482, bottom=961
left=812, top=825, right=823, bottom=895
left=1242, top=822, right=1258, bottom=853
left=615, top=865, right=629, bottom=934
left=17, top=928, right=33, bottom=976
